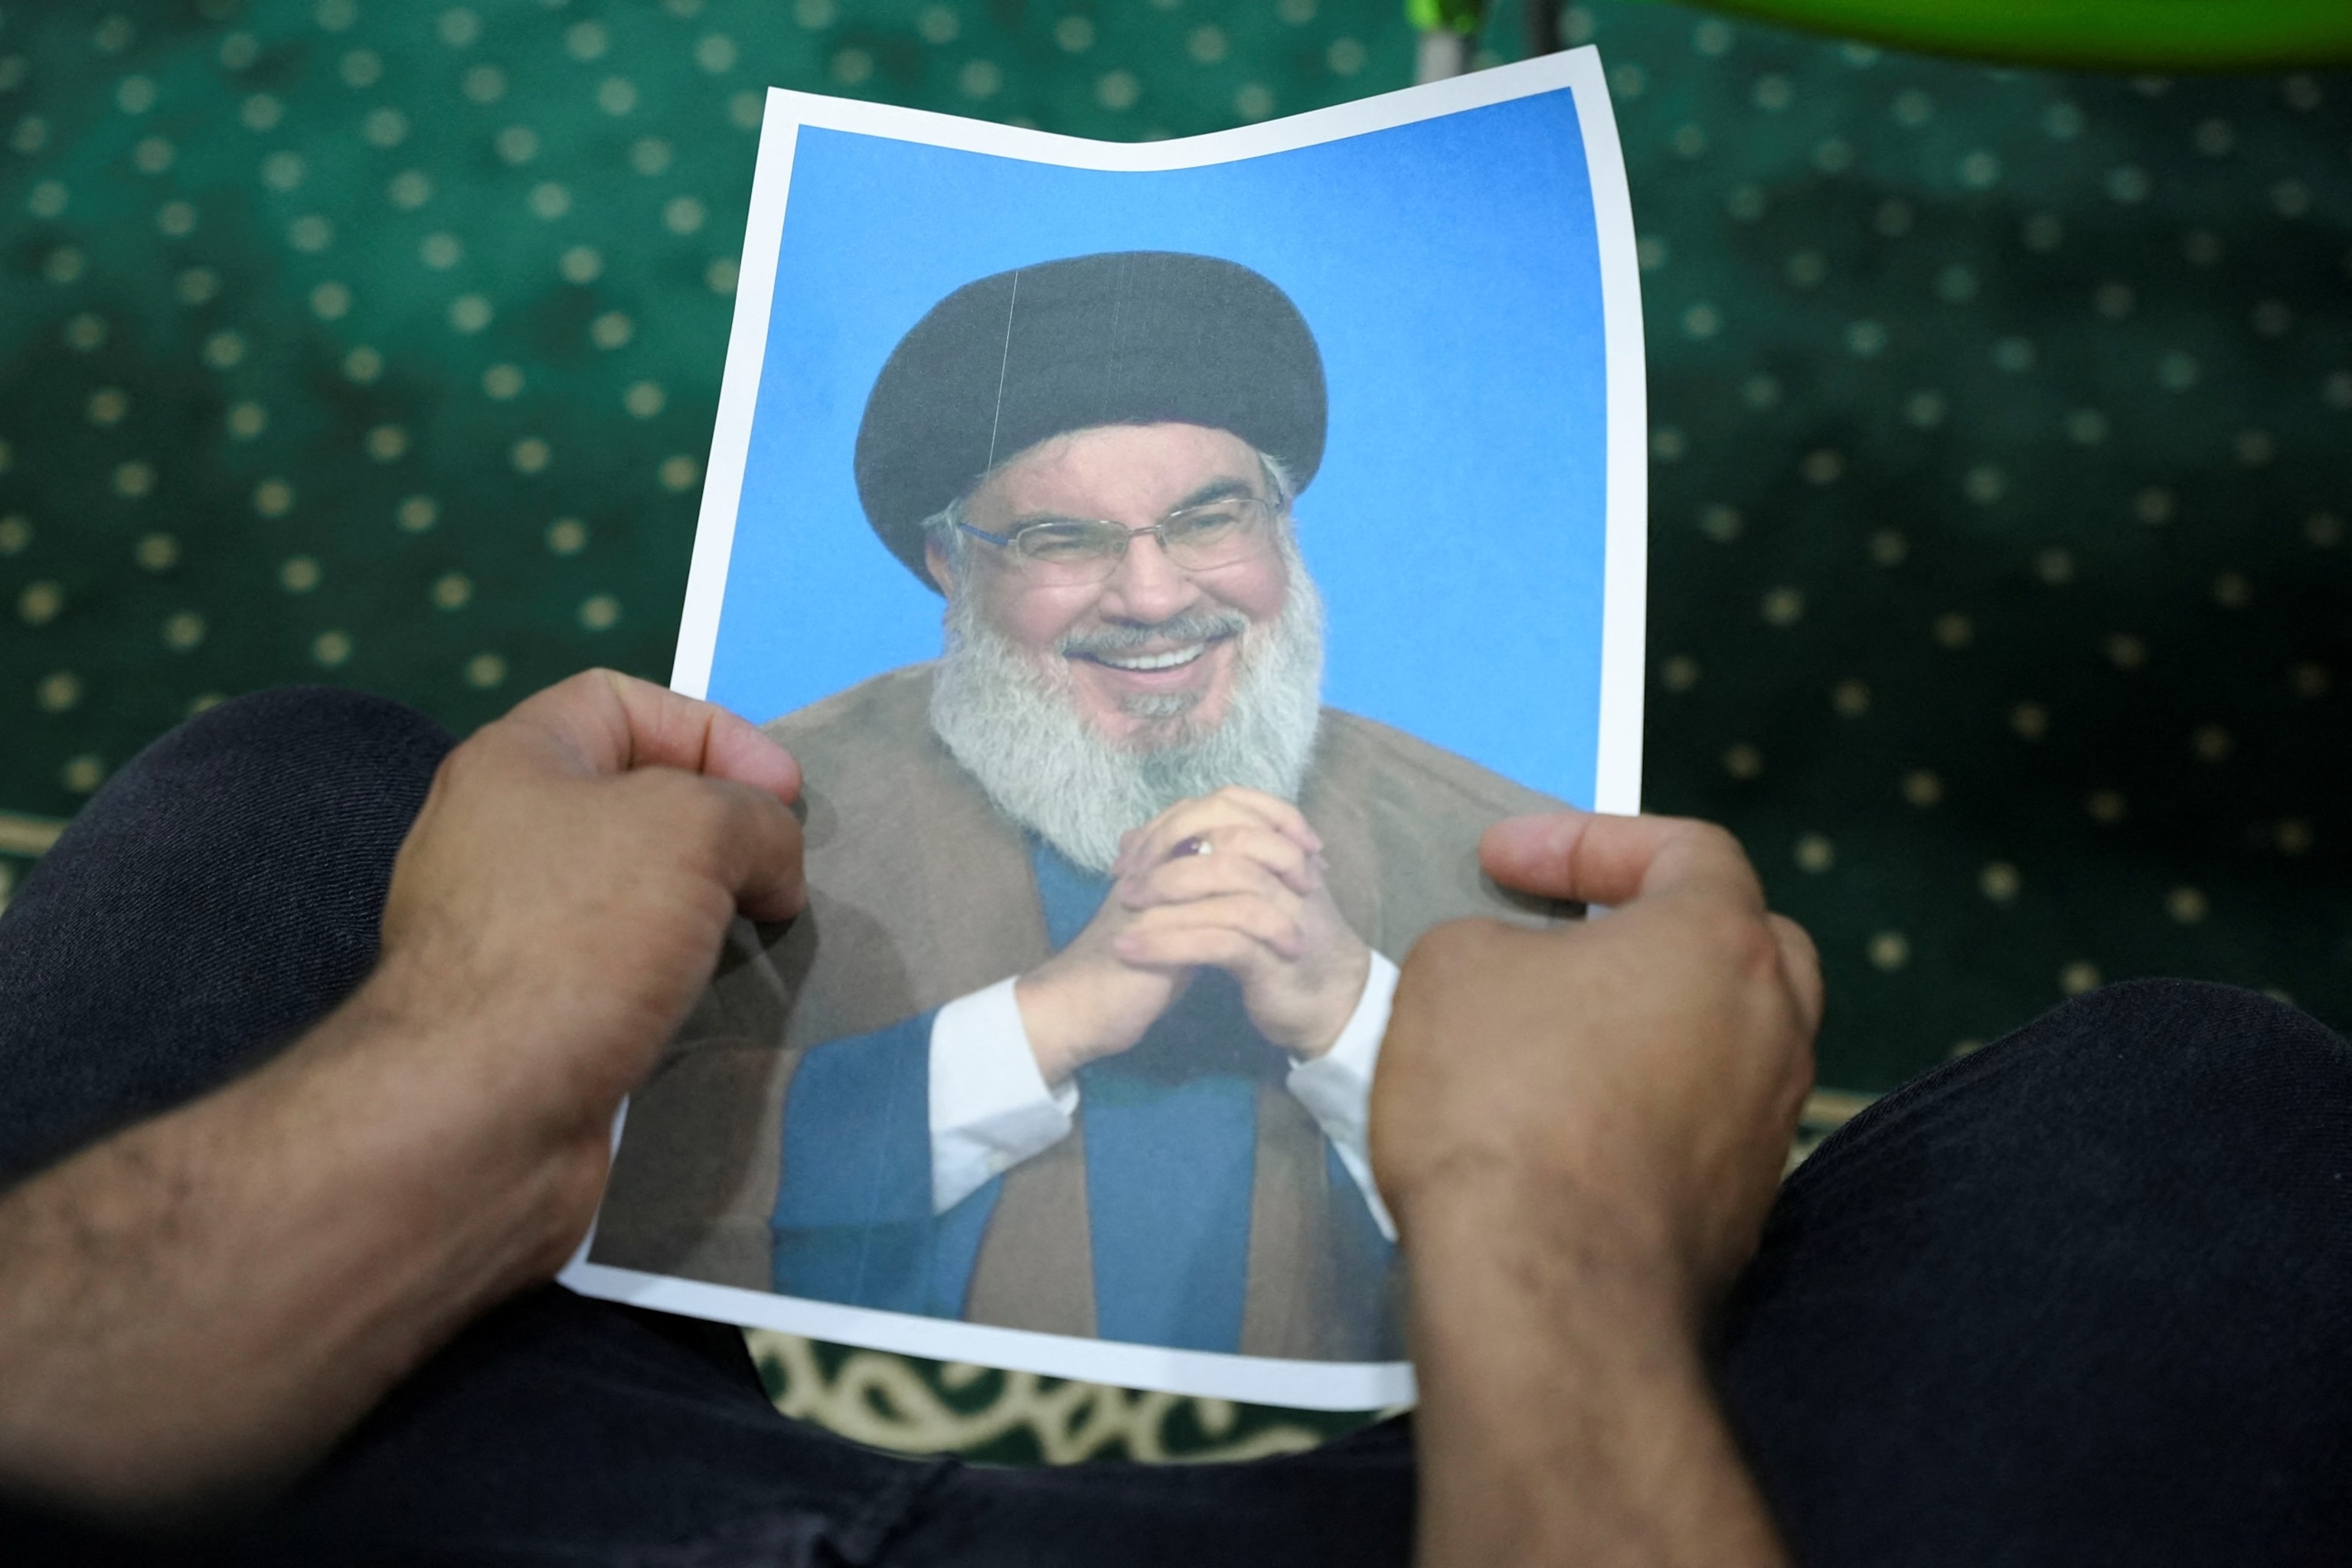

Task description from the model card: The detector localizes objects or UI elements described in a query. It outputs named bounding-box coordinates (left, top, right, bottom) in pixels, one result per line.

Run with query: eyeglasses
left=957, top=495, right=1276, bottom=586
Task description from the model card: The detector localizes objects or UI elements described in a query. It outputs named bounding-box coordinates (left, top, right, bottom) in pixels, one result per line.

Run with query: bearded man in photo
left=592, top=252, right=1560, bottom=1360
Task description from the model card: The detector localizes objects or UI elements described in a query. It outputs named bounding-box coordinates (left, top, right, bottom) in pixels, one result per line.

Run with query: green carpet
left=1, top=0, right=2344, bottom=1461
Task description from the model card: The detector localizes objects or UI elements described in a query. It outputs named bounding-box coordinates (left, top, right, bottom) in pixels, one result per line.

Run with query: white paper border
left=669, top=106, right=798, bottom=699
left=563, top=1256, right=1416, bottom=1408
left=1574, top=57, right=1648, bottom=816
left=597, top=47, right=1645, bottom=1413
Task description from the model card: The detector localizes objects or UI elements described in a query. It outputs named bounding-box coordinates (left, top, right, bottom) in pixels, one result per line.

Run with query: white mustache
left=1059, top=612, right=1250, bottom=660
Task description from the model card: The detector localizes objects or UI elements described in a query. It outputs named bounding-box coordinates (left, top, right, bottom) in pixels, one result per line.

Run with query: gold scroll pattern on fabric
left=746, top=1329, right=1364, bottom=1464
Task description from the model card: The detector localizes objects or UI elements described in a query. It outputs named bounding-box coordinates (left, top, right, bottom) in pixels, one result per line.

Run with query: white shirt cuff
left=928, top=978, right=1078, bottom=1214
left=1285, top=951, right=1401, bottom=1241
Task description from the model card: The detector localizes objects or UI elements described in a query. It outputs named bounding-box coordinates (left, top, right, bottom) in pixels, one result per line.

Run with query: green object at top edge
left=1675, top=0, right=2352, bottom=70
left=1408, top=0, right=1490, bottom=34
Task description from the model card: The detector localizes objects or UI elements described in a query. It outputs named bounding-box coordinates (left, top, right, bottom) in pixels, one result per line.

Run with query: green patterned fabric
left=1, top=0, right=2345, bottom=1462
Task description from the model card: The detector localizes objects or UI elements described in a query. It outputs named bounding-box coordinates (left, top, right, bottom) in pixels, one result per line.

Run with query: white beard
left=928, top=552, right=1327, bottom=875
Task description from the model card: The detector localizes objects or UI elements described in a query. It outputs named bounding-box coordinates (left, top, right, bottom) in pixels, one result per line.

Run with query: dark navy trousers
left=3, top=689, right=2347, bottom=1565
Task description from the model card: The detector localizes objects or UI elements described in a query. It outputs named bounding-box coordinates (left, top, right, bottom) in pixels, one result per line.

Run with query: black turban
left=854, top=251, right=1326, bottom=589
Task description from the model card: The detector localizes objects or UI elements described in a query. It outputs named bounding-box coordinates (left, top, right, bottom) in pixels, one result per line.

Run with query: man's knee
left=27, top=687, right=452, bottom=898
left=1725, top=979, right=2352, bottom=1560
left=1779, top=975, right=2352, bottom=1268
left=1824, top=978, right=2344, bottom=1148
left=129, top=687, right=454, bottom=812
left=1991, top=976, right=2350, bottom=1130
left=0, top=689, right=456, bottom=1184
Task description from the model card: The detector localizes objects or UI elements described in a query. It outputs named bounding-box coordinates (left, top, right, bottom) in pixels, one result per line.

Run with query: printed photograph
left=574, top=56, right=1642, bottom=1397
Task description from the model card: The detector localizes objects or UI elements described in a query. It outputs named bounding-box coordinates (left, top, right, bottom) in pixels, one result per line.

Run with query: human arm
left=1374, top=811, right=1821, bottom=1568
left=771, top=1006, right=1000, bottom=1315
left=924, top=959, right=1400, bottom=1227
left=0, top=671, right=804, bottom=1524
left=1282, top=950, right=1400, bottom=1238
left=929, top=980, right=1079, bottom=1211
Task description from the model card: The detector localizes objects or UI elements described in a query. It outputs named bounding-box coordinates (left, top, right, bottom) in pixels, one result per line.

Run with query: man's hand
left=1014, top=787, right=1373, bottom=1083
left=1375, top=810, right=1820, bottom=1568
left=1377, top=810, right=1820, bottom=1308
left=369, top=669, right=805, bottom=1184
left=0, top=671, right=802, bottom=1522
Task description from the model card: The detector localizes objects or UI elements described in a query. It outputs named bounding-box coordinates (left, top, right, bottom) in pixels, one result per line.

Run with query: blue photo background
left=707, top=87, right=1609, bottom=804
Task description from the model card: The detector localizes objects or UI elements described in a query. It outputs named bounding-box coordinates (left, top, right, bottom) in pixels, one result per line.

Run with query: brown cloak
left=591, top=664, right=1562, bottom=1361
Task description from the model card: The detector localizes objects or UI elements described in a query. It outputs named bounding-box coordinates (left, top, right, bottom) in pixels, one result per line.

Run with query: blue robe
left=769, top=840, right=1392, bottom=1352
